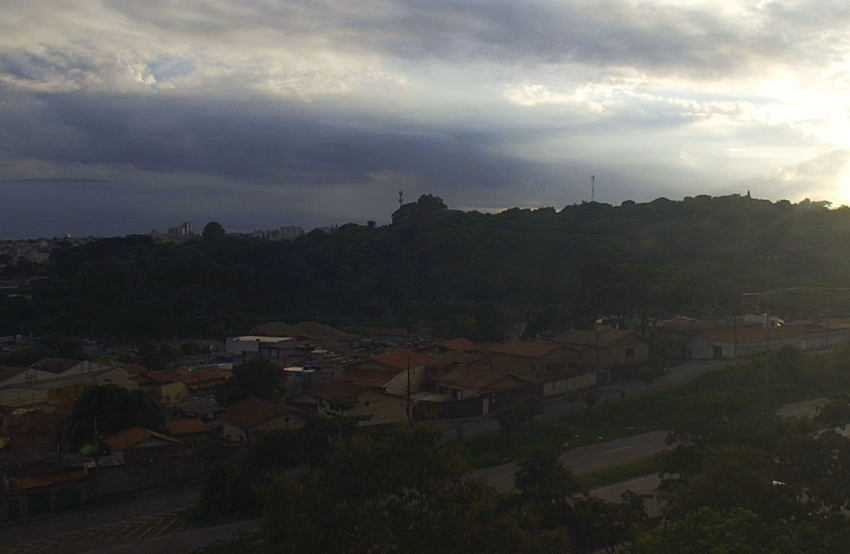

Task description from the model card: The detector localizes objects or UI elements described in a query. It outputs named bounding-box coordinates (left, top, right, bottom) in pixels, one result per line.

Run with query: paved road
left=0, top=483, right=204, bottom=549
left=0, top=511, right=191, bottom=554
left=775, top=397, right=828, bottom=418
left=473, top=430, right=669, bottom=493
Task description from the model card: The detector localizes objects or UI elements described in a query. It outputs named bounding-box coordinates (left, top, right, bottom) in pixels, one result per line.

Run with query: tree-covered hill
left=5, top=194, right=850, bottom=339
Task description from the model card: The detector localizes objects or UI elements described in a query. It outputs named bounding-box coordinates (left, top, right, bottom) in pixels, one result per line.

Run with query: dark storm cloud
left=3, top=87, right=539, bottom=191
left=114, top=0, right=850, bottom=79
left=1, top=1, right=849, bottom=237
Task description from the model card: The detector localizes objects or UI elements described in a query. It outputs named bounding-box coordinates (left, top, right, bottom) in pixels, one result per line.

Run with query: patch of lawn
left=459, top=389, right=677, bottom=469
left=579, top=456, right=662, bottom=489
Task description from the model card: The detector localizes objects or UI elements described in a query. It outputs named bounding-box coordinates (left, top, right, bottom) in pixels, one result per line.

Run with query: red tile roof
left=437, top=338, right=479, bottom=352
left=306, top=382, right=369, bottom=401
left=425, top=351, right=486, bottom=370
left=140, top=371, right=183, bottom=384
left=488, top=340, right=576, bottom=359
left=103, top=427, right=183, bottom=451
left=434, top=368, right=531, bottom=391
left=222, top=396, right=305, bottom=430
left=334, top=368, right=398, bottom=389
left=556, top=328, right=643, bottom=347
left=122, top=363, right=149, bottom=375
left=166, top=418, right=209, bottom=436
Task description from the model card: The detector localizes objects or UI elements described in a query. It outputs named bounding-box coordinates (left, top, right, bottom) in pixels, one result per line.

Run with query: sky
left=1, top=1, right=850, bottom=238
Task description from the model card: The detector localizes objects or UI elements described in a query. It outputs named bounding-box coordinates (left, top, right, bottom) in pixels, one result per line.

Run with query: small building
left=166, top=419, right=210, bottom=452
left=555, top=328, right=653, bottom=370
left=370, top=328, right=414, bottom=346
left=0, top=450, right=89, bottom=522
left=487, top=340, right=584, bottom=381
left=102, top=427, right=184, bottom=464
left=221, top=396, right=307, bottom=443
left=297, top=382, right=409, bottom=427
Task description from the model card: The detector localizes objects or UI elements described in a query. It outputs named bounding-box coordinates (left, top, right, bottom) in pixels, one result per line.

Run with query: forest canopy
left=5, top=194, right=850, bottom=339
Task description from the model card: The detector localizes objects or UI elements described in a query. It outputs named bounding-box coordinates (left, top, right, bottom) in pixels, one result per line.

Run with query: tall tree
left=222, top=358, right=285, bottom=404
left=69, top=385, right=165, bottom=450
left=202, top=221, right=226, bottom=240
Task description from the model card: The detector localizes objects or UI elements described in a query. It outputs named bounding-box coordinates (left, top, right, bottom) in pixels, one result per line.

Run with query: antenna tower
left=591, top=175, right=595, bottom=202
left=398, top=190, right=403, bottom=208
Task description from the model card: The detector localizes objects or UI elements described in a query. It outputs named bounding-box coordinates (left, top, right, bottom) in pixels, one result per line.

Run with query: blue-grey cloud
left=1, top=1, right=849, bottom=237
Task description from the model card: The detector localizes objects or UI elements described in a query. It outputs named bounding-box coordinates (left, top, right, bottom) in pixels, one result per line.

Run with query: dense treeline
left=5, top=194, right=850, bottom=339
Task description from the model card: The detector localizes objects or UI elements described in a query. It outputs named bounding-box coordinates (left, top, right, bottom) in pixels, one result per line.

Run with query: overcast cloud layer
left=1, top=1, right=849, bottom=237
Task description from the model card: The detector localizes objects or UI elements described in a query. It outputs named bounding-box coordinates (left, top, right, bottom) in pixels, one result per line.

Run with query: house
left=297, top=382, right=409, bottom=427
left=424, top=350, right=487, bottom=378
left=30, top=358, right=113, bottom=378
left=687, top=323, right=844, bottom=360
left=221, top=396, right=307, bottom=443
left=252, top=321, right=357, bottom=344
left=431, top=367, right=533, bottom=401
left=370, top=328, right=414, bottom=346
left=3, top=410, right=67, bottom=451
left=487, top=340, right=584, bottom=380
left=102, top=427, right=184, bottom=464
left=0, top=362, right=138, bottom=404
left=653, top=318, right=755, bottom=359
left=555, top=328, right=653, bottom=370
left=337, top=352, right=432, bottom=397
left=167, top=397, right=225, bottom=424
left=225, top=335, right=312, bottom=363
left=166, top=418, right=210, bottom=451
left=419, top=337, right=481, bottom=355
left=0, top=365, right=56, bottom=388
left=0, top=388, right=49, bottom=408
left=132, top=371, right=189, bottom=404
left=0, top=449, right=89, bottom=522
left=487, top=340, right=592, bottom=396
left=173, top=367, right=230, bottom=397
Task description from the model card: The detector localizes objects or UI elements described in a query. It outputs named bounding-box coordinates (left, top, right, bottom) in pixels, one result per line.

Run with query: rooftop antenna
left=591, top=175, right=596, bottom=202
left=398, top=190, right=404, bottom=208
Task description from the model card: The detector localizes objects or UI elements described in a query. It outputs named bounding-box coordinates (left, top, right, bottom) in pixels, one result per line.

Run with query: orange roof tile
left=434, top=368, right=531, bottom=391
left=437, top=338, right=479, bottom=352
left=222, top=396, right=305, bottom=430
left=103, top=427, right=182, bottom=451
left=488, top=340, right=578, bottom=359
left=425, top=351, right=485, bottom=370
left=122, top=363, right=149, bottom=374
left=166, top=418, right=209, bottom=436
left=141, top=371, right=182, bottom=384
left=306, top=382, right=369, bottom=401
left=556, top=328, right=642, bottom=347
left=334, top=368, right=398, bottom=388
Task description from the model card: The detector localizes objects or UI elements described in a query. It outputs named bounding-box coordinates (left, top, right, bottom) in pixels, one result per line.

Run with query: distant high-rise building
left=166, top=222, right=193, bottom=236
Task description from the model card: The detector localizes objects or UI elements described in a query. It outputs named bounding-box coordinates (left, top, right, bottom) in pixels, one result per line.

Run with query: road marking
left=603, top=446, right=630, bottom=453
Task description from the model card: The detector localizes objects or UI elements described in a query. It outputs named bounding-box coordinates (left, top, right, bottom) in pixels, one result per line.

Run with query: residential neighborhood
left=2, top=312, right=850, bottom=524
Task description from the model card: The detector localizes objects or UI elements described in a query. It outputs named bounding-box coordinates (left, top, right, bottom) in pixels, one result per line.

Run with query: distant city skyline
left=2, top=1, right=850, bottom=238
